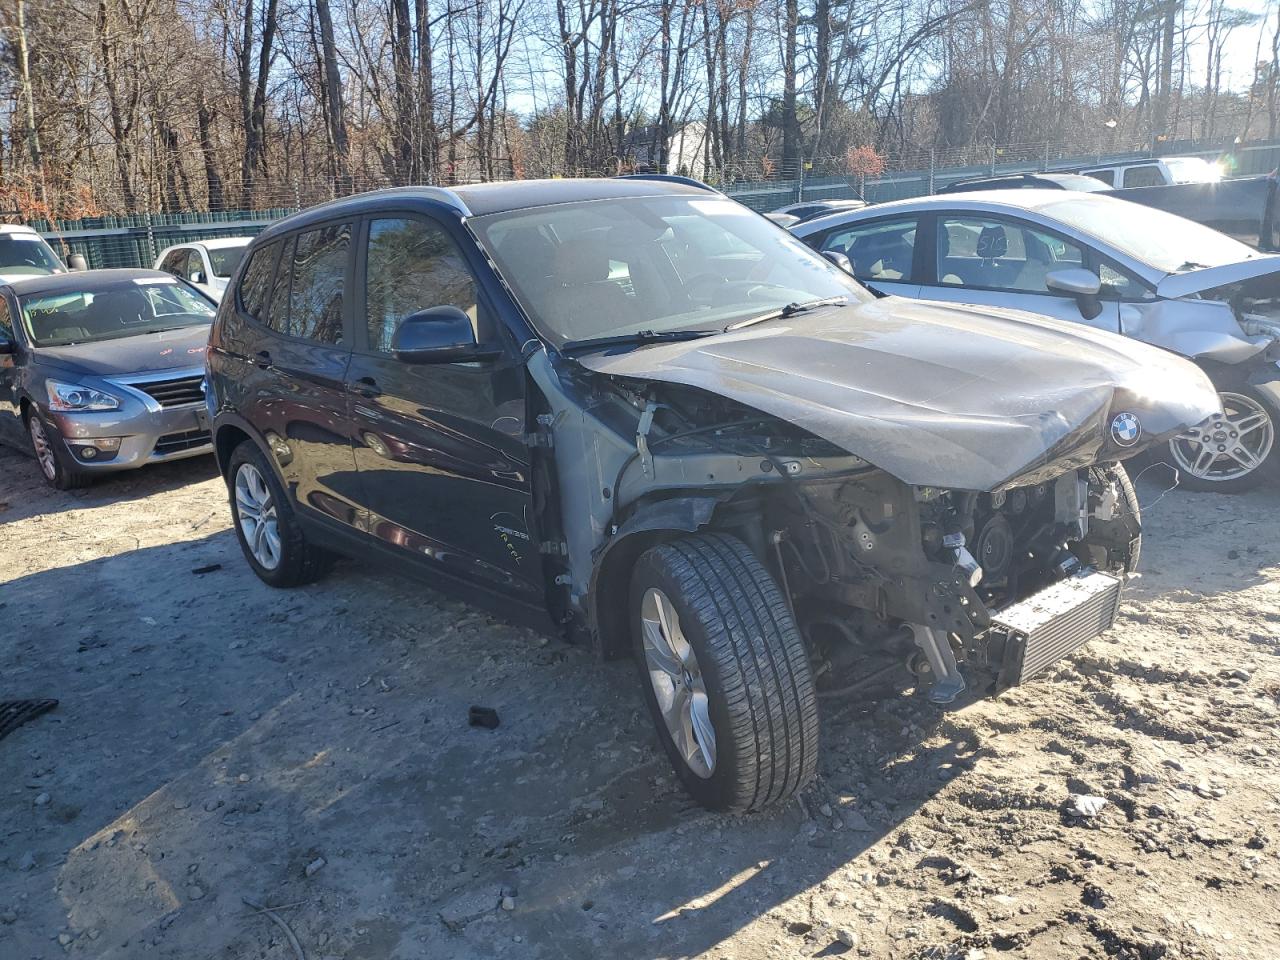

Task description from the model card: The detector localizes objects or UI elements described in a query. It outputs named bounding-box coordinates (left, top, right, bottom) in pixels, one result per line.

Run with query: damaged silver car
left=793, top=191, right=1280, bottom=490
left=209, top=179, right=1220, bottom=814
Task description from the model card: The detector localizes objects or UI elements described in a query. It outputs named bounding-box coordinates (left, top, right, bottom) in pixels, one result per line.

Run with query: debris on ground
left=468, top=705, right=500, bottom=729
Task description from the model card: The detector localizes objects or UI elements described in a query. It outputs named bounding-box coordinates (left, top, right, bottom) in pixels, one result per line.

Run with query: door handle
left=254, top=350, right=272, bottom=369
left=349, top=376, right=382, bottom=399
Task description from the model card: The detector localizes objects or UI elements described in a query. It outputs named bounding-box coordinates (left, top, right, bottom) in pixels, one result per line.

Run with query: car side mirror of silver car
left=1046, top=268, right=1104, bottom=321
left=823, top=250, right=854, bottom=273
left=392, top=306, right=501, bottom=364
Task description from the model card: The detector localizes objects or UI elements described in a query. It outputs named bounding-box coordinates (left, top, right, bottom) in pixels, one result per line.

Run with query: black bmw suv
left=207, top=177, right=1218, bottom=812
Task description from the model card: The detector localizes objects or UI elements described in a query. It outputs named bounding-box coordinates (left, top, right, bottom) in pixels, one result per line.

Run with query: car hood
left=33, top=325, right=211, bottom=377
left=1157, top=255, right=1280, bottom=299
left=575, top=297, right=1220, bottom=491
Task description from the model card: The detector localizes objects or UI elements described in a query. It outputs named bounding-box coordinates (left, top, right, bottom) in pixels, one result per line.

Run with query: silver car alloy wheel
left=640, top=587, right=717, bottom=778
left=28, top=416, right=57, bottom=481
left=234, top=462, right=282, bottom=570
left=1170, top=391, right=1275, bottom=483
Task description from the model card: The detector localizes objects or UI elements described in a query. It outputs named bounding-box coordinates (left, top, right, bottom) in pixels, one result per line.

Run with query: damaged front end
left=526, top=320, right=1194, bottom=705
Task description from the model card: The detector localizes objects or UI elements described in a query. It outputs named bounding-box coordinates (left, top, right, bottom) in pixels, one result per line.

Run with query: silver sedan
left=792, top=190, right=1280, bottom=491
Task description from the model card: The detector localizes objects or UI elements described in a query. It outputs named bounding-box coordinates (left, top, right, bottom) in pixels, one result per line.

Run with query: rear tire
left=630, top=533, right=819, bottom=813
left=227, top=440, right=335, bottom=588
left=27, top=409, right=92, bottom=491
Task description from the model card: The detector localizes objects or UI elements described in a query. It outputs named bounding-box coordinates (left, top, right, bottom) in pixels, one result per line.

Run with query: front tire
left=1167, top=378, right=1277, bottom=493
left=227, top=440, right=334, bottom=588
left=27, top=409, right=92, bottom=490
left=630, top=533, right=819, bottom=813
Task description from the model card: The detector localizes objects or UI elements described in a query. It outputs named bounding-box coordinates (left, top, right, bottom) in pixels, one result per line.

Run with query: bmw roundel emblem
left=1110, top=412, right=1142, bottom=447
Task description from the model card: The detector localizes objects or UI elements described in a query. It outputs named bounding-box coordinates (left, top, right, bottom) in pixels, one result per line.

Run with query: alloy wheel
left=1170, top=391, right=1274, bottom=483
left=640, top=587, right=717, bottom=778
left=234, top=463, right=282, bottom=570
left=28, top=416, right=57, bottom=481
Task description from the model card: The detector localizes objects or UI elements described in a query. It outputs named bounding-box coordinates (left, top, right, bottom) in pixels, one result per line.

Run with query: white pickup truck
left=1079, top=156, right=1221, bottom=189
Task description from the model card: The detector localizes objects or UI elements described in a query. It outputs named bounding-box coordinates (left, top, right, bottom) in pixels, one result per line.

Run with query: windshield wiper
left=725, top=296, right=848, bottom=332
left=560, top=329, right=715, bottom=355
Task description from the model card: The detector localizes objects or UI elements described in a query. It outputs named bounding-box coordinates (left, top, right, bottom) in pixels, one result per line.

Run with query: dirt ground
left=1, top=444, right=1278, bottom=960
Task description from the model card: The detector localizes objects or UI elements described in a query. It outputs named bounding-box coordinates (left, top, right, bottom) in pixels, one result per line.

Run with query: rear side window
left=286, top=224, right=350, bottom=344
left=1084, top=169, right=1114, bottom=186
left=237, top=242, right=279, bottom=323
left=365, top=217, right=479, bottom=352
left=1122, top=165, right=1164, bottom=188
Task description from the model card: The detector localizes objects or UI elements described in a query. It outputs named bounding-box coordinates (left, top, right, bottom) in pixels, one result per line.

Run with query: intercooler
left=991, top=570, right=1124, bottom=687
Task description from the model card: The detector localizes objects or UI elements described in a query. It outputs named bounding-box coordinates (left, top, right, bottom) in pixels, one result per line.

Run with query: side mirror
left=0, top=334, right=13, bottom=355
left=391, top=306, right=498, bottom=363
left=192, top=272, right=206, bottom=285
left=823, top=250, right=854, bottom=273
left=67, top=253, right=88, bottom=271
left=1046, top=268, right=1104, bottom=321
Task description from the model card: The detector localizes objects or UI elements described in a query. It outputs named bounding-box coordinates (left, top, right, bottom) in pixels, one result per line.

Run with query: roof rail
left=615, top=173, right=721, bottom=194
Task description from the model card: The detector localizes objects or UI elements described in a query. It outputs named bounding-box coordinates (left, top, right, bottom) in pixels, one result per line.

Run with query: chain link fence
left=18, top=136, right=1280, bottom=269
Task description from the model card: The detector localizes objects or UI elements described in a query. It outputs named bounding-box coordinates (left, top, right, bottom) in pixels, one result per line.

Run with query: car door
left=345, top=213, right=542, bottom=600
left=915, top=214, right=1121, bottom=333
left=227, top=223, right=364, bottom=529
left=0, top=295, right=23, bottom=447
left=803, top=215, right=922, bottom=298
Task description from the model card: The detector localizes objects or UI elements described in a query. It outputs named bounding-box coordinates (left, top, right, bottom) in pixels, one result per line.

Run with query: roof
left=940, top=172, right=1109, bottom=193
left=791, top=189, right=1122, bottom=236
left=256, top=177, right=718, bottom=241
left=4, top=268, right=176, bottom=297
left=0, top=224, right=44, bottom=236
left=195, top=236, right=254, bottom=250
left=1079, top=155, right=1198, bottom=169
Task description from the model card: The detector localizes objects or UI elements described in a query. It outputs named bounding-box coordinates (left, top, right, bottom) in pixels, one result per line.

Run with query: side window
left=185, top=249, right=206, bottom=283
left=286, top=224, right=350, bottom=344
left=364, top=217, right=481, bottom=353
left=1122, top=165, right=1164, bottom=188
left=0, top=298, right=13, bottom=340
left=820, top=218, right=917, bottom=283
left=937, top=217, right=1083, bottom=294
left=1099, top=262, right=1155, bottom=301
left=237, top=241, right=279, bottom=324
left=1084, top=169, right=1114, bottom=186
left=160, top=249, right=186, bottom=276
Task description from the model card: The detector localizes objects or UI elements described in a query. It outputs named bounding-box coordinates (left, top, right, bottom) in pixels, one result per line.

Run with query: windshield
left=208, top=244, right=248, bottom=278
left=469, top=195, right=869, bottom=347
left=1163, top=157, right=1221, bottom=184
left=20, top=278, right=215, bottom=347
left=0, top=232, right=63, bottom=276
left=1041, top=196, right=1257, bottom=274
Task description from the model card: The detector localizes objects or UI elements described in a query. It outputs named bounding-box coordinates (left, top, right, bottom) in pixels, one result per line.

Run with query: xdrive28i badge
left=1110, top=412, right=1142, bottom=447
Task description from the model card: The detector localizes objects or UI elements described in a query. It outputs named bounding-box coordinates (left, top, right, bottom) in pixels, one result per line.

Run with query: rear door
left=345, top=213, right=541, bottom=600
left=220, top=223, right=363, bottom=529
left=916, top=213, right=1121, bottom=333
left=802, top=215, right=922, bottom=298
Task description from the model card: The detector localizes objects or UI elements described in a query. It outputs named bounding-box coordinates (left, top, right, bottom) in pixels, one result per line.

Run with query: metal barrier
left=29, top=140, right=1280, bottom=268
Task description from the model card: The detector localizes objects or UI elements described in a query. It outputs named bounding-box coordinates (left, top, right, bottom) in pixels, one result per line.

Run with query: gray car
left=0, top=269, right=216, bottom=489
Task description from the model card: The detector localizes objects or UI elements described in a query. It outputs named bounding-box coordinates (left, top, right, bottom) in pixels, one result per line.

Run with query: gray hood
left=33, top=325, right=211, bottom=377
left=576, top=297, right=1220, bottom=491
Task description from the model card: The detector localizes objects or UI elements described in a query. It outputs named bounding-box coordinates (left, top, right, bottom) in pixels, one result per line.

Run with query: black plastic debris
left=191, top=564, right=223, bottom=575
left=0, top=699, right=58, bottom=741
left=468, top=706, right=500, bottom=730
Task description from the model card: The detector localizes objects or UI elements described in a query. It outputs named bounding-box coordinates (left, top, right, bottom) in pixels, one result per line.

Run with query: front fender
left=1248, top=359, right=1280, bottom=413
left=587, top=495, right=722, bottom=660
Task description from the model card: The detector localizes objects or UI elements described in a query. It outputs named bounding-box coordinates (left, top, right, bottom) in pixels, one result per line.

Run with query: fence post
left=144, top=212, right=156, bottom=266
left=929, top=149, right=936, bottom=193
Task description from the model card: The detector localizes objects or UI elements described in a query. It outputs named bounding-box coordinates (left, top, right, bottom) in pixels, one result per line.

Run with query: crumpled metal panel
left=577, top=297, right=1221, bottom=491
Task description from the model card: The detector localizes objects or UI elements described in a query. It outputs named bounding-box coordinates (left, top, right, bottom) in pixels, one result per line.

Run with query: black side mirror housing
left=0, top=335, right=13, bottom=355
left=67, top=253, right=88, bottom=271
left=391, top=306, right=500, bottom=363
